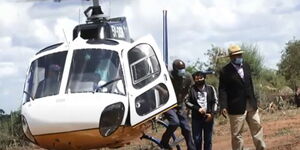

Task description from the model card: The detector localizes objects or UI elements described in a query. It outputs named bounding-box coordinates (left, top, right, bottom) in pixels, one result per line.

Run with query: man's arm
left=219, top=70, right=228, bottom=110
left=210, top=85, right=219, bottom=114
left=219, top=70, right=228, bottom=118
left=185, top=88, right=201, bottom=112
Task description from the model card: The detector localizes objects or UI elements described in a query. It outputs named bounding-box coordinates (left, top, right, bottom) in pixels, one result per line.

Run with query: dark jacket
left=186, top=84, right=218, bottom=120
left=170, top=71, right=193, bottom=107
left=219, top=62, right=258, bottom=115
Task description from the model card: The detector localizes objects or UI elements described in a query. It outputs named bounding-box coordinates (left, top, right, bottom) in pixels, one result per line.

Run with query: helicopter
left=21, top=0, right=179, bottom=149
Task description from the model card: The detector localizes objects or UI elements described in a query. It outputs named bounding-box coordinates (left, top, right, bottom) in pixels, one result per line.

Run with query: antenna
left=79, top=9, right=81, bottom=24
left=109, top=0, right=111, bottom=18
left=62, top=29, right=69, bottom=48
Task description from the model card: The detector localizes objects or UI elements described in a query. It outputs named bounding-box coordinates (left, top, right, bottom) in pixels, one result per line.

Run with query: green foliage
left=204, top=43, right=264, bottom=78
left=0, top=110, right=29, bottom=149
left=205, top=45, right=229, bottom=76
left=278, top=39, right=300, bottom=87
left=202, top=43, right=264, bottom=86
left=240, top=43, right=263, bottom=77
left=205, top=75, right=219, bottom=91
left=259, top=69, right=286, bottom=88
left=0, top=109, right=4, bottom=115
left=186, top=43, right=290, bottom=107
left=186, top=58, right=206, bottom=74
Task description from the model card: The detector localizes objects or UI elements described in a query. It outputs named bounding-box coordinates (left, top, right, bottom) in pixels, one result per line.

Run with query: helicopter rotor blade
left=14, top=0, right=91, bottom=3
left=15, top=0, right=102, bottom=8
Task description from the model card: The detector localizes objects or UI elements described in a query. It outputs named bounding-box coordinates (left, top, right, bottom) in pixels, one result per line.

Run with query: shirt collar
left=195, top=84, right=206, bottom=91
left=231, top=62, right=243, bottom=69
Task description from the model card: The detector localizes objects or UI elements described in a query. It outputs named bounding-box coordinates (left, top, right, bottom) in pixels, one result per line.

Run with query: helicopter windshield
left=66, top=49, right=125, bottom=95
left=23, top=51, right=67, bottom=102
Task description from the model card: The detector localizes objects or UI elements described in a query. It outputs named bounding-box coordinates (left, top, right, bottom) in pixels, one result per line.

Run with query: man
left=219, top=45, right=266, bottom=150
left=186, top=71, right=218, bottom=150
left=161, top=59, right=196, bottom=150
left=35, top=64, right=61, bottom=98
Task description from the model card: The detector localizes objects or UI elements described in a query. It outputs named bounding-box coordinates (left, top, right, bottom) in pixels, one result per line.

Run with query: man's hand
left=198, top=108, right=206, bottom=115
left=205, top=113, right=213, bottom=122
left=221, top=108, right=228, bottom=118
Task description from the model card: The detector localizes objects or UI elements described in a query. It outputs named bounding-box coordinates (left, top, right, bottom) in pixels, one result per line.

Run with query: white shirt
left=196, top=86, right=207, bottom=110
left=231, top=62, right=244, bottom=79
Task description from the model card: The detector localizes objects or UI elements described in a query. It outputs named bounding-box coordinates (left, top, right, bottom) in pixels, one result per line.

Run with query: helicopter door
left=123, top=35, right=177, bottom=126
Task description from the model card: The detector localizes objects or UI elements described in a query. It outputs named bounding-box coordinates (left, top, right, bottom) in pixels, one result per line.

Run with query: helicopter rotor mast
left=93, top=0, right=99, bottom=6
left=163, top=10, right=168, bottom=69
left=84, top=0, right=105, bottom=23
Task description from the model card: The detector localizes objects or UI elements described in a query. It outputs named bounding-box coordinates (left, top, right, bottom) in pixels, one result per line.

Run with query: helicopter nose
left=22, top=116, right=36, bottom=144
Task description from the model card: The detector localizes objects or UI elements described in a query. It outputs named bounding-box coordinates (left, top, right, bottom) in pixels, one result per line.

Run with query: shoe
left=160, top=143, right=172, bottom=150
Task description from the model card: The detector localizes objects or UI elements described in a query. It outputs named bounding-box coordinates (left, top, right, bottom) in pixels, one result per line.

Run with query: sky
left=1, top=0, right=300, bottom=113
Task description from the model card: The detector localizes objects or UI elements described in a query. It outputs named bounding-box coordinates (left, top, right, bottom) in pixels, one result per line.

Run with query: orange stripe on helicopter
left=34, top=123, right=151, bottom=150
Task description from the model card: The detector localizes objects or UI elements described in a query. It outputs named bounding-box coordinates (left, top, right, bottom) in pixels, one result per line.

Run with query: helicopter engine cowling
left=73, top=17, right=131, bottom=42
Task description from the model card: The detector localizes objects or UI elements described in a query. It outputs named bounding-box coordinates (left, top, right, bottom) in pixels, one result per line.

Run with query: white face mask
left=177, top=69, right=186, bottom=77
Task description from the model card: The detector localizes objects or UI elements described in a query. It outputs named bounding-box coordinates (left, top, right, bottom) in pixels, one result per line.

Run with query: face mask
left=195, top=80, right=205, bottom=86
left=177, top=69, right=186, bottom=77
left=232, top=58, right=243, bottom=65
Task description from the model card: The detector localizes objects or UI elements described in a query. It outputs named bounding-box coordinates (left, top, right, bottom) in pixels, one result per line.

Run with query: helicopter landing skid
left=140, top=119, right=182, bottom=150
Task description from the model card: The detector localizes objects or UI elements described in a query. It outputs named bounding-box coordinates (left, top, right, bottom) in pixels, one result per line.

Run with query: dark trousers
left=161, top=108, right=196, bottom=150
left=192, top=118, right=214, bottom=150
left=295, top=95, right=300, bottom=107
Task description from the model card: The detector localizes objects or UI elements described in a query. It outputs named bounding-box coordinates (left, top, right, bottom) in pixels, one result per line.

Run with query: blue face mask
left=177, top=69, right=186, bottom=77
left=232, top=58, right=243, bottom=65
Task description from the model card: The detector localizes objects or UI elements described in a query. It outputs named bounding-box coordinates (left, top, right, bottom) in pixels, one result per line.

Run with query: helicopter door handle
left=164, top=74, right=168, bottom=82
left=56, top=99, right=65, bottom=103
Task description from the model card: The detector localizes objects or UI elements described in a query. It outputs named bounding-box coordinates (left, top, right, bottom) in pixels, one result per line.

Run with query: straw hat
left=228, top=45, right=243, bottom=56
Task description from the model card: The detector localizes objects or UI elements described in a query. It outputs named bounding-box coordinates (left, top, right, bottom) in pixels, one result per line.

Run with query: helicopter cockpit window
left=128, top=44, right=161, bottom=89
left=22, top=51, right=67, bottom=102
left=66, top=49, right=125, bottom=95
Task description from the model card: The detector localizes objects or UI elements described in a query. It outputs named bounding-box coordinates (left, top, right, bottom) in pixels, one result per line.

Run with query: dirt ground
left=127, top=108, right=300, bottom=150
left=212, top=108, right=300, bottom=150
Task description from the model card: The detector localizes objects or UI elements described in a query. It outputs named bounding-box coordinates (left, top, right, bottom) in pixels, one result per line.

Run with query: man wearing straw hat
left=218, top=45, right=266, bottom=150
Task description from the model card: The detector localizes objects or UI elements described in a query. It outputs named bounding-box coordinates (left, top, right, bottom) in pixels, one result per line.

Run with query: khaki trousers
left=229, top=110, right=266, bottom=150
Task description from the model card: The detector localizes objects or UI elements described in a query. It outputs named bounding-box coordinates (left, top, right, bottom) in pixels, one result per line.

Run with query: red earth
left=127, top=108, right=300, bottom=150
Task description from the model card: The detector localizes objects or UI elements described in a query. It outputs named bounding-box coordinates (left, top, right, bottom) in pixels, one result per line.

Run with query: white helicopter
left=21, top=0, right=179, bottom=149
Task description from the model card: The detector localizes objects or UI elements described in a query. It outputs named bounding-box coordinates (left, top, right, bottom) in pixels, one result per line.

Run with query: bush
left=0, top=111, right=30, bottom=149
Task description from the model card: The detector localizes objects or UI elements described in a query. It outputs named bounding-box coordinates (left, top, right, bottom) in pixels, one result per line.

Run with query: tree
left=186, top=58, right=206, bottom=74
left=0, top=109, right=4, bottom=115
left=205, top=45, right=229, bottom=76
left=240, top=43, right=263, bottom=77
left=205, top=43, right=263, bottom=78
left=260, top=69, right=286, bottom=88
left=278, top=39, right=300, bottom=87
